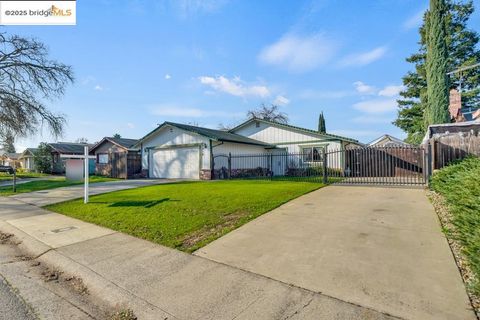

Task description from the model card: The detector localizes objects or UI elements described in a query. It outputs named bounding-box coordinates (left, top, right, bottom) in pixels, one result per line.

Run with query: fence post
left=322, top=149, right=328, bottom=184
left=228, top=153, right=232, bottom=179
left=12, top=168, right=16, bottom=193
left=269, top=154, right=273, bottom=180
left=426, top=142, right=433, bottom=185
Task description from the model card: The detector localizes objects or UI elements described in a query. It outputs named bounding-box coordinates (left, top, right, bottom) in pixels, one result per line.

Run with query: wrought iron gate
left=212, top=146, right=427, bottom=186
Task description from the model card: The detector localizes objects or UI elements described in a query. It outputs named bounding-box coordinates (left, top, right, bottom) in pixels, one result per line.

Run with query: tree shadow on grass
left=107, top=198, right=177, bottom=208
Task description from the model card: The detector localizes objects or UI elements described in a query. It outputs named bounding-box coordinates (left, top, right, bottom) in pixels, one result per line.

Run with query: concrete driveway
left=195, top=186, right=475, bottom=320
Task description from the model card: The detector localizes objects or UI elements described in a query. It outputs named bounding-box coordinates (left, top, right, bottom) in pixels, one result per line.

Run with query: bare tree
left=217, top=123, right=233, bottom=131
left=74, top=137, right=88, bottom=144
left=0, top=33, right=74, bottom=140
left=246, top=104, right=288, bottom=124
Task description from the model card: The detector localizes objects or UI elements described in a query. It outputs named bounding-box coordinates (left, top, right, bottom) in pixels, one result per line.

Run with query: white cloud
left=353, top=98, right=397, bottom=114
left=339, top=46, right=387, bottom=67
left=403, top=9, right=425, bottom=30
left=127, top=122, right=135, bottom=129
left=165, top=74, right=171, bottom=80
left=198, top=76, right=270, bottom=98
left=273, top=95, right=290, bottom=106
left=94, top=85, right=104, bottom=91
left=378, top=85, right=404, bottom=97
left=353, top=81, right=376, bottom=94
left=258, top=33, right=338, bottom=72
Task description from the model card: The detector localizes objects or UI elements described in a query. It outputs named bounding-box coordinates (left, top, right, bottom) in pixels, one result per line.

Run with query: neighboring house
left=19, top=148, right=38, bottom=172
left=134, top=119, right=360, bottom=180
left=89, top=137, right=141, bottom=179
left=423, top=120, right=480, bottom=169
left=368, top=134, right=410, bottom=147
left=49, top=142, right=94, bottom=174
left=0, top=151, right=22, bottom=168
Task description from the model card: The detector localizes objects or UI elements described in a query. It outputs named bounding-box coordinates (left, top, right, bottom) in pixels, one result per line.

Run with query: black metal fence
left=213, top=146, right=427, bottom=186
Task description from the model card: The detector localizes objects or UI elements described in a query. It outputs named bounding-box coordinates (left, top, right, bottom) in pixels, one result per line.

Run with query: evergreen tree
left=1, top=132, right=15, bottom=153
left=425, top=0, right=450, bottom=125
left=113, top=133, right=121, bottom=138
left=394, top=0, right=480, bottom=144
left=318, top=112, right=326, bottom=133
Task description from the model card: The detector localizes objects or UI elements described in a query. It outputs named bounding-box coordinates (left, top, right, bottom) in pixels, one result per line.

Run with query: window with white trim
left=97, top=153, right=108, bottom=164
left=301, top=146, right=324, bottom=162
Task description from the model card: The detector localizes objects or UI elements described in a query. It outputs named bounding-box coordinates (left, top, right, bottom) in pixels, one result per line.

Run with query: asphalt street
left=0, top=275, right=37, bottom=320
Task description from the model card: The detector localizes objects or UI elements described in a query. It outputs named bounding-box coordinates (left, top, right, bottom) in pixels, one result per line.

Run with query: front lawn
left=46, top=180, right=323, bottom=252
left=0, top=172, right=49, bottom=181
left=0, top=176, right=119, bottom=196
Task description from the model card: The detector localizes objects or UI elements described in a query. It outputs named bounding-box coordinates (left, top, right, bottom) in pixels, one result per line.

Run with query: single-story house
left=89, top=137, right=141, bottom=179
left=134, top=119, right=360, bottom=180
left=49, top=142, right=95, bottom=174
left=0, top=151, right=22, bottom=169
left=368, top=134, right=410, bottom=147
left=19, top=148, right=38, bottom=172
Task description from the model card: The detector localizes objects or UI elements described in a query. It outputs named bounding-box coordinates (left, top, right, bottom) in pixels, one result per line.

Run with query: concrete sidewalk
left=0, top=187, right=397, bottom=319
left=195, top=186, right=476, bottom=320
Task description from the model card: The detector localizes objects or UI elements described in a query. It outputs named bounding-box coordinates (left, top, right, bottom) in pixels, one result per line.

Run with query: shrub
left=430, top=157, right=480, bottom=295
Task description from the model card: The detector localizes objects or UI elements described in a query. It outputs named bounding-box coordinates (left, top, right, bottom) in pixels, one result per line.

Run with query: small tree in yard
left=33, top=142, right=53, bottom=173
left=246, top=104, right=288, bottom=124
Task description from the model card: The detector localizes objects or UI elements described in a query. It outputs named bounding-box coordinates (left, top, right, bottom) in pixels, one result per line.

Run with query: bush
left=430, top=157, right=480, bottom=295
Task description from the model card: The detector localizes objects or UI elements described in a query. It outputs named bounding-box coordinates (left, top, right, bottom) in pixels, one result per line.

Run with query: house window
left=97, top=153, right=108, bottom=164
left=302, top=146, right=324, bottom=162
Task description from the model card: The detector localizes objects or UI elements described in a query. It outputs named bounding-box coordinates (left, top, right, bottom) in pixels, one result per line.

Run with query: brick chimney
left=449, top=89, right=462, bottom=121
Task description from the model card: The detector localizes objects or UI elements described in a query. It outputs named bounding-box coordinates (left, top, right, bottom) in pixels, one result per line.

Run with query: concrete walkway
left=0, top=183, right=397, bottom=319
left=195, top=186, right=476, bottom=320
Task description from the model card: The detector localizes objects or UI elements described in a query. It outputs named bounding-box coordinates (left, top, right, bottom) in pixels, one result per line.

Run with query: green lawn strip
left=430, top=157, right=480, bottom=296
left=45, top=180, right=323, bottom=252
left=0, top=172, right=49, bottom=181
left=0, top=176, right=119, bottom=196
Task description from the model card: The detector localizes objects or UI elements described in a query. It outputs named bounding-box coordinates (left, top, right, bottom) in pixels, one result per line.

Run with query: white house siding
left=233, top=121, right=345, bottom=171
left=139, top=125, right=210, bottom=172
left=212, top=141, right=270, bottom=171
left=232, top=121, right=341, bottom=153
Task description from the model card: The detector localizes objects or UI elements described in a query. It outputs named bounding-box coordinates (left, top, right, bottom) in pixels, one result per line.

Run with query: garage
left=150, top=147, right=200, bottom=179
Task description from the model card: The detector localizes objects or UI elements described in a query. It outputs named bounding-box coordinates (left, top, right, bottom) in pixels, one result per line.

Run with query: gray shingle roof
left=49, top=142, right=91, bottom=154
left=164, top=122, right=274, bottom=146
left=89, top=137, right=139, bottom=153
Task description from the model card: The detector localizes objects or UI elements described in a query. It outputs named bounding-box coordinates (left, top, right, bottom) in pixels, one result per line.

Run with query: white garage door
left=150, top=147, right=200, bottom=179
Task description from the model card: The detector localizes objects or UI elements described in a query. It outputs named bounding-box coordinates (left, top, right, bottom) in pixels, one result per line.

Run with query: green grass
left=46, top=180, right=323, bottom=252
left=430, top=157, right=480, bottom=295
left=0, top=172, right=49, bottom=181
left=0, top=176, right=119, bottom=196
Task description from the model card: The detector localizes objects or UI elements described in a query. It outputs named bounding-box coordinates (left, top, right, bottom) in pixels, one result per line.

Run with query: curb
left=0, top=221, right=175, bottom=320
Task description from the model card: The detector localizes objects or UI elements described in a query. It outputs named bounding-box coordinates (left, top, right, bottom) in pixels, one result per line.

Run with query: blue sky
left=8, top=0, right=480, bottom=150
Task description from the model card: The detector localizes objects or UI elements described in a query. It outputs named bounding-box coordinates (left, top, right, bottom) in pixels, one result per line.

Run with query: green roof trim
left=229, top=118, right=360, bottom=144
left=135, top=122, right=274, bottom=147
